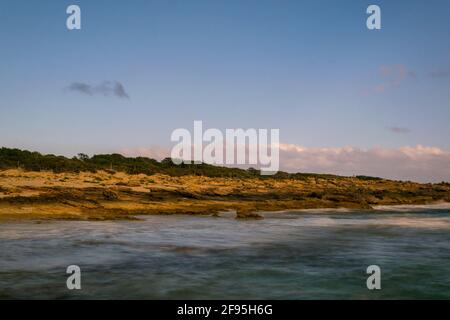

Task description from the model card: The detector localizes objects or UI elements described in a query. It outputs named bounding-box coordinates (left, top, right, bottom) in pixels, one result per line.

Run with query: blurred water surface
left=1, top=207, right=449, bottom=299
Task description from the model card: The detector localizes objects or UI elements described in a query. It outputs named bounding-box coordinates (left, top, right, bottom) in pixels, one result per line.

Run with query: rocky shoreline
left=1, top=169, right=449, bottom=221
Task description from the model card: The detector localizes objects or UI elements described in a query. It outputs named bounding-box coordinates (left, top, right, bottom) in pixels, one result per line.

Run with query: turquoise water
left=0, top=206, right=450, bottom=299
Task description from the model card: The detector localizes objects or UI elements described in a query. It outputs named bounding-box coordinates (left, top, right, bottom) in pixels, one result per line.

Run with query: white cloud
left=119, top=144, right=450, bottom=183
left=279, top=144, right=450, bottom=183
left=120, top=146, right=169, bottom=161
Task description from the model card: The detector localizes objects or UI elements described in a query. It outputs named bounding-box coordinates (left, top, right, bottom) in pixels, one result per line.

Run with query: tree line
left=0, top=147, right=378, bottom=181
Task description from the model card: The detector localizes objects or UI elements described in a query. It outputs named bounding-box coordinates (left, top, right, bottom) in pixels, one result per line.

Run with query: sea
left=1, top=204, right=449, bottom=299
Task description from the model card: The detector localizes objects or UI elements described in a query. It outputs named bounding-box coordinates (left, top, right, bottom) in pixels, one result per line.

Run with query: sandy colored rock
left=0, top=169, right=449, bottom=221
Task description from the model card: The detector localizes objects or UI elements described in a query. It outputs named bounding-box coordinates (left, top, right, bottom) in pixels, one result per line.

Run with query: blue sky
left=1, top=0, right=450, bottom=158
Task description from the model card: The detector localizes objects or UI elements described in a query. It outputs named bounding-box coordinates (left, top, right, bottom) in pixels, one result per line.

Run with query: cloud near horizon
left=278, top=144, right=450, bottom=183
left=67, top=81, right=130, bottom=99
left=121, top=146, right=170, bottom=161
left=120, top=144, right=450, bottom=183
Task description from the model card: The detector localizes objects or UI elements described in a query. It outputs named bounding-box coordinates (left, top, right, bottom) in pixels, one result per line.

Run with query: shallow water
left=1, top=207, right=450, bottom=299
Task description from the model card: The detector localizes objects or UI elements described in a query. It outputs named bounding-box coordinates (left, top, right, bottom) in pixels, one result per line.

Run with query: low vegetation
left=1, top=148, right=449, bottom=221
left=1, top=147, right=363, bottom=180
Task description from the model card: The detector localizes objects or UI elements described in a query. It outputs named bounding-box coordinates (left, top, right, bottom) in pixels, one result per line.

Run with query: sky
left=0, top=0, right=450, bottom=181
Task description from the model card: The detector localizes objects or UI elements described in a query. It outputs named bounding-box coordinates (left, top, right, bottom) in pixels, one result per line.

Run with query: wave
left=261, top=208, right=356, bottom=215
left=373, top=202, right=450, bottom=212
